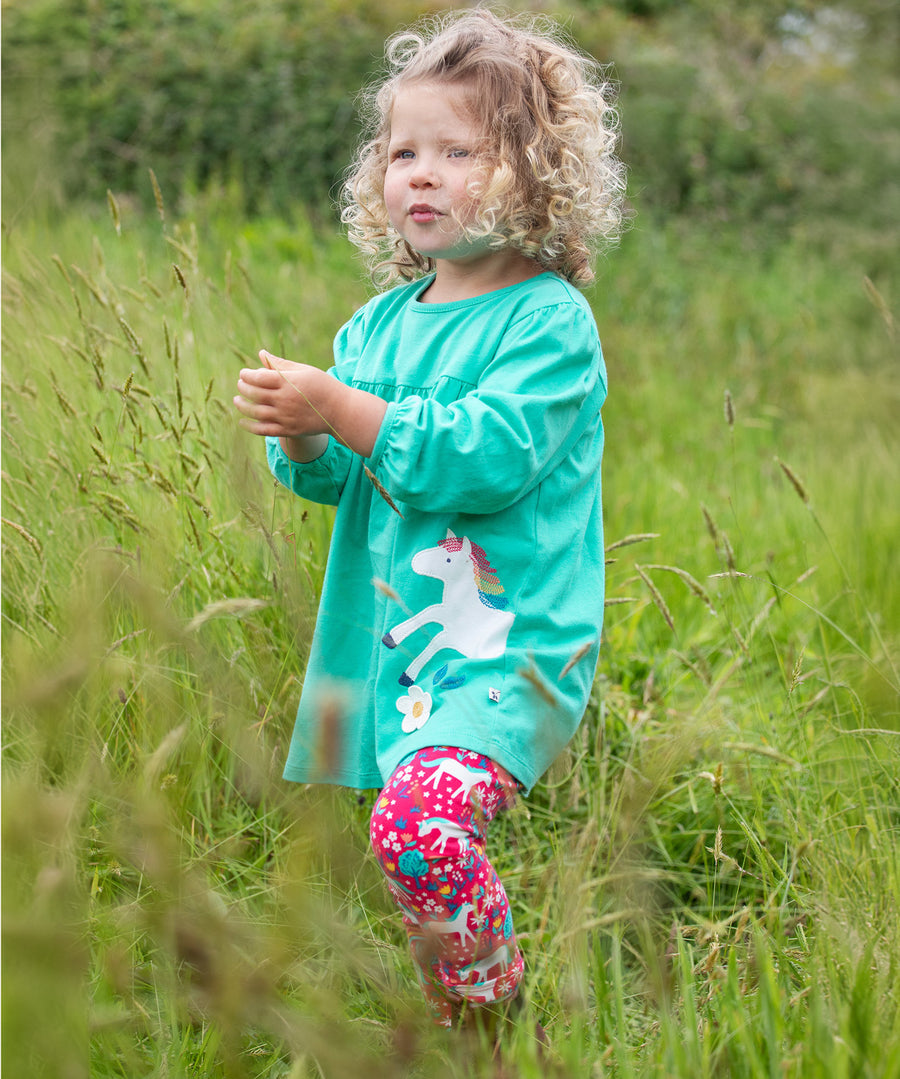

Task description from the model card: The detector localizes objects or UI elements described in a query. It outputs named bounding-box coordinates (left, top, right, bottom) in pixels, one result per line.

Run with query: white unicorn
left=458, top=943, right=512, bottom=985
left=419, top=757, right=491, bottom=802
left=382, top=532, right=514, bottom=688
left=422, top=902, right=476, bottom=946
left=416, top=816, right=472, bottom=855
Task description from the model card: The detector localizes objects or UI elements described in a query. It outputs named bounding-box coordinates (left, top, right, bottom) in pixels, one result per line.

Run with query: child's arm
left=234, top=350, right=387, bottom=461
left=366, top=303, right=606, bottom=516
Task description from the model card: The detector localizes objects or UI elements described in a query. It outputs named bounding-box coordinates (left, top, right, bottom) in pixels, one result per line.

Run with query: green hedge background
left=4, top=0, right=899, bottom=240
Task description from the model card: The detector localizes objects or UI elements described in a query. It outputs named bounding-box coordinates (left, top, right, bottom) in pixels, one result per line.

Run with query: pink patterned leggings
left=369, top=747, right=524, bottom=1026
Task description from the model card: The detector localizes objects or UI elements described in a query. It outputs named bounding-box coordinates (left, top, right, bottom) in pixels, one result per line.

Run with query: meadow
left=2, top=189, right=898, bottom=1078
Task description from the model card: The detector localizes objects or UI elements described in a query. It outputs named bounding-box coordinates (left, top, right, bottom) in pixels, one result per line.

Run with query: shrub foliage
left=4, top=0, right=899, bottom=232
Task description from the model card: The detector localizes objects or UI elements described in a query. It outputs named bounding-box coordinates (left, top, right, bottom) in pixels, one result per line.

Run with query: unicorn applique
left=382, top=531, right=514, bottom=688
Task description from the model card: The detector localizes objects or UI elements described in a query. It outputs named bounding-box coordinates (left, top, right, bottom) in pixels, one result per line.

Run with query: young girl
left=234, top=7, right=624, bottom=1037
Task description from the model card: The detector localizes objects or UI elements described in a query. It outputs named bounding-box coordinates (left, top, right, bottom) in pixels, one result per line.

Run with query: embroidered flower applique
left=396, top=685, right=432, bottom=733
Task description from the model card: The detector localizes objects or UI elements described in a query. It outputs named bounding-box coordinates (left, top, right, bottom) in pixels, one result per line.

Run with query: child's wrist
left=280, top=433, right=328, bottom=463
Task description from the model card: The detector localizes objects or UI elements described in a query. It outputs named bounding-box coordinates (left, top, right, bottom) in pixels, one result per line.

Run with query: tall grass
left=2, top=192, right=898, bottom=1078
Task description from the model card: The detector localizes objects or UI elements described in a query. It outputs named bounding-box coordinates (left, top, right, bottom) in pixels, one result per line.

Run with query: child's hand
left=233, top=350, right=334, bottom=440
left=233, top=349, right=388, bottom=461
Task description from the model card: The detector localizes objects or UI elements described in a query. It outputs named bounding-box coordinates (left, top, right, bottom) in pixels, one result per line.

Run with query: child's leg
left=370, top=747, right=525, bottom=1027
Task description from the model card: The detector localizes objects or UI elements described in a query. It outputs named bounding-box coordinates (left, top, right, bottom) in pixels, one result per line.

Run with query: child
left=234, top=7, right=624, bottom=1038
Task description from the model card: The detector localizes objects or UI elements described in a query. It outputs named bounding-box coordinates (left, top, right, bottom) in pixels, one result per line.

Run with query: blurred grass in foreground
left=2, top=192, right=898, bottom=1077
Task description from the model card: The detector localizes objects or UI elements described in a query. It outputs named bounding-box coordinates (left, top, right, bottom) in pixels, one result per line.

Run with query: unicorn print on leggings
left=382, top=531, right=514, bottom=688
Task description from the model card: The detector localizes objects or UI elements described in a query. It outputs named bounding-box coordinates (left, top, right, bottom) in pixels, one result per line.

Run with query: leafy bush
left=4, top=0, right=899, bottom=235
left=3, top=0, right=436, bottom=216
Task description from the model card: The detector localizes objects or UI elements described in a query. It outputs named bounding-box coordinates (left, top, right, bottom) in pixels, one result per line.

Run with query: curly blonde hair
left=341, top=8, right=626, bottom=288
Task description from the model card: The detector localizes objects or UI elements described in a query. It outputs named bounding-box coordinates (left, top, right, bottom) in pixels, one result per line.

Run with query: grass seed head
left=701, top=503, right=720, bottom=544
left=863, top=275, right=896, bottom=340
left=605, top=532, right=660, bottom=553
left=1, top=516, right=43, bottom=557
left=776, top=457, right=811, bottom=506
left=364, top=466, right=404, bottom=518
left=517, top=659, right=558, bottom=707
left=635, top=564, right=676, bottom=634
left=559, top=639, right=596, bottom=680
left=106, top=189, right=122, bottom=235
left=371, top=577, right=401, bottom=604
left=172, top=263, right=189, bottom=298
left=724, top=388, right=735, bottom=427
left=149, top=168, right=165, bottom=222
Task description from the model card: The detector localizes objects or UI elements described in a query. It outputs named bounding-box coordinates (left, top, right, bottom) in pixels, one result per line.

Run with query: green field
left=2, top=192, right=898, bottom=1077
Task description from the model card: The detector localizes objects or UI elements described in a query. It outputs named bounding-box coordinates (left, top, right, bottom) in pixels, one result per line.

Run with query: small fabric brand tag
left=488, top=687, right=501, bottom=703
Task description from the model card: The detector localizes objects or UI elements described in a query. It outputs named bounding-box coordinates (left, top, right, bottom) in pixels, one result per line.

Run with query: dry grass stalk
left=186, top=508, right=203, bottom=550
left=775, top=457, right=811, bottom=506
left=720, top=531, right=736, bottom=571
left=149, top=168, right=165, bottom=222
left=50, top=253, right=72, bottom=288
left=673, top=649, right=712, bottom=686
left=747, top=594, right=778, bottom=641
left=70, top=264, right=108, bottom=308
left=166, top=235, right=199, bottom=269
left=605, top=532, right=660, bottom=553
left=364, top=466, right=404, bottom=518
left=559, top=639, right=596, bottom=680
left=315, top=695, right=345, bottom=778
left=721, top=741, right=801, bottom=767
left=701, top=502, right=720, bottom=545
left=1, top=517, right=43, bottom=557
left=172, top=263, right=189, bottom=298
left=91, top=443, right=110, bottom=466
left=186, top=598, right=269, bottom=632
left=863, top=275, right=896, bottom=340
left=517, top=660, right=558, bottom=706
left=642, top=563, right=717, bottom=615
left=51, top=380, right=77, bottom=418
left=141, top=274, right=163, bottom=299
left=723, top=389, right=735, bottom=428
left=635, top=564, right=676, bottom=633
left=107, top=189, right=122, bottom=236
left=117, top=316, right=149, bottom=375
left=371, top=577, right=401, bottom=604
left=788, top=650, right=804, bottom=695
left=731, top=624, right=750, bottom=656
left=95, top=492, right=142, bottom=533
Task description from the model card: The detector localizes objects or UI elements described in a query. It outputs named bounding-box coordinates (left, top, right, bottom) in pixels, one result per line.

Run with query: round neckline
left=410, top=272, right=557, bottom=311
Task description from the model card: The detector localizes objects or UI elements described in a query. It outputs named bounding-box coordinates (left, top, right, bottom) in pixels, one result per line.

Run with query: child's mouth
left=409, top=206, right=441, bottom=223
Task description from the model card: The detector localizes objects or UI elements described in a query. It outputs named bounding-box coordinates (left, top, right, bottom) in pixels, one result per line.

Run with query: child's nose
left=409, top=156, right=438, bottom=187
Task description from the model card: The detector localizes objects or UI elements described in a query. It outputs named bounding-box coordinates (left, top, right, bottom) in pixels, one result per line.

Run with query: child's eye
left=449, top=148, right=470, bottom=159
left=393, top=149, right=415, bottom=161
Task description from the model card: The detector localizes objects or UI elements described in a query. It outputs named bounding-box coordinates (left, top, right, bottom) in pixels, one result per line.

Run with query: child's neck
left=419, top=250, right=544, bottom=304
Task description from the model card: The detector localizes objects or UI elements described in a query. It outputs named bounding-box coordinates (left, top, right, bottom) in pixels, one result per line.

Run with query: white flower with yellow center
left=396, top=685, right=432, bottom=733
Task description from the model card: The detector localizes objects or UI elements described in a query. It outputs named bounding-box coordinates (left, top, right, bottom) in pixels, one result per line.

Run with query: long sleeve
left=366, top=302, right=606, bottom=515
left=266, top=432, right=353, bottom=506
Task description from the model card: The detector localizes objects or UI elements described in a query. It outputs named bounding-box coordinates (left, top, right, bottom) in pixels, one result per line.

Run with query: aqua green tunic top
left=268, top=271, right=607, bottom=793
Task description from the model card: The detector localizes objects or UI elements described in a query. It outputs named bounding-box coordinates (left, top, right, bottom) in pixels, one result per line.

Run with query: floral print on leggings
left=370, top=747, right=524, bottom=1026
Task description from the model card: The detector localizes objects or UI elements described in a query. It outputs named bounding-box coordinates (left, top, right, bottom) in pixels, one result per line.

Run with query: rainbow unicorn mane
left=438, top=537, right=510, bottom=611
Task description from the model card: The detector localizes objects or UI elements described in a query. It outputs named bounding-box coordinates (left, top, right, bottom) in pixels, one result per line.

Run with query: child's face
left=384, top=80, right=488, bottom=263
